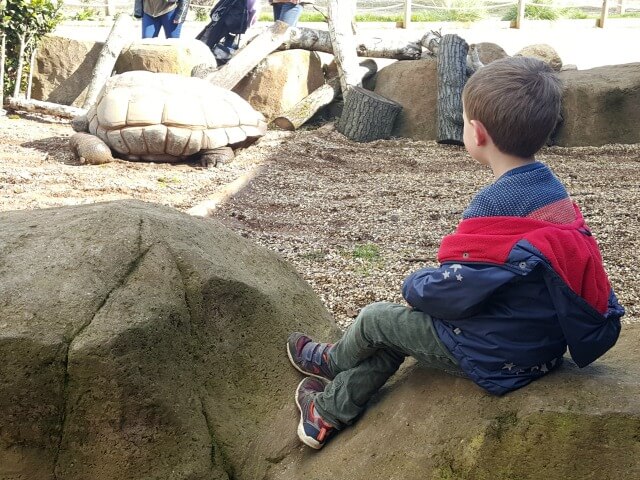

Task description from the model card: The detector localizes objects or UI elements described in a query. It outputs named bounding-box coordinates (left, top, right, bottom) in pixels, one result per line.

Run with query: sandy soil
left=1, top=113, right=638, bottom=329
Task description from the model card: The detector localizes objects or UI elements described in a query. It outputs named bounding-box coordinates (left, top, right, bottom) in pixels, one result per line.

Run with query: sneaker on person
left=295, top=377, right=336, bottom=449
left=287, top=332, right=335, bottom=380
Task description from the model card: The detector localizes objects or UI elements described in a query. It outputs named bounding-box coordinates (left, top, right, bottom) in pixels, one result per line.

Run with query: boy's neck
left=487, top=152, right=536, bottom=180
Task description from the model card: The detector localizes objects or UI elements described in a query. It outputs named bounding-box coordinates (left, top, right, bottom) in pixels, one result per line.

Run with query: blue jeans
left=272, top=3, right=303, bottom=26
left=314, top=302, right=464, bottom=428
left=142, top=9, right=183, bottom=39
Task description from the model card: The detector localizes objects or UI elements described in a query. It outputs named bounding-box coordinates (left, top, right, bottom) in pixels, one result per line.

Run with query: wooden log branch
left=0, top=32, right=6, bottom=114
left=6, top=97, right=87, bottom=119
left=327, top=0, right=361, bottom=93
left=436, top=34, right=468, bottom=145
left=336, top=86, right=402, bottom=142
left=283, top=27, right=421, bottom=60
left=272, top=59, right=378, bottom=131
left=82, top=13, right=134, bottom=109
left=203, top=21, right=290, bottom=90
left=13, top=33, right=27, bottom=98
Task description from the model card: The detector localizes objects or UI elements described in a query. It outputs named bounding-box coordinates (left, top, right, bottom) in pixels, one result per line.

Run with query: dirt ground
left=1, top=112, right=638, bottom=328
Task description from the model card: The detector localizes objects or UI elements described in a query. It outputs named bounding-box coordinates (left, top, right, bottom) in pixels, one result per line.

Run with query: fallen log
left=203, top=21, right=290, bottom=90
left=6, top=97, right=87, bottom=119
left=82, top=13, right=134, bottom=109
left=283, top=27, right=422, bottom=60
left=272, top=59, right=378, bottom=131
left=436, top=34, right=468, bottom=145
left=337, top=86, right=402, bottom=142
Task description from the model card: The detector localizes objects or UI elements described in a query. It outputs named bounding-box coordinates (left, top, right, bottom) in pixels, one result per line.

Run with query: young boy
left=287, top=56, right=625, bottom=450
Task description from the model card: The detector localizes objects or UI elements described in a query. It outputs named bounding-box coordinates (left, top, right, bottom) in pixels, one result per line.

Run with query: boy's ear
left=470, top=120, right=489, bottom=147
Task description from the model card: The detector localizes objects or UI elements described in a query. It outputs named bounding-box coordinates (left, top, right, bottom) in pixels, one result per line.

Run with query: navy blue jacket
left=402, top=207, right=624, bottom=395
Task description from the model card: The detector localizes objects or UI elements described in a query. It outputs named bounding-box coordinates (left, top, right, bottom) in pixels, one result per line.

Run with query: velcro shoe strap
left=302, top=342, right=329, bottom=366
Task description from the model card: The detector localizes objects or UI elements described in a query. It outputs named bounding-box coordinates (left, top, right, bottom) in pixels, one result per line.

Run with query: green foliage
left=1, top=0, right=64, bottom=97
left=352, top=244, right=381, bottom=261
left=194, top=7, right=209, bottom=22
left=71, top=7, right=97, bottom=21
left=502, top=0, right=558, bottom=21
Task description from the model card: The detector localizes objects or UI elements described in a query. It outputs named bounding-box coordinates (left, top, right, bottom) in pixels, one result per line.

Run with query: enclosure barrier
left=58, top=0, right=639, bottom=30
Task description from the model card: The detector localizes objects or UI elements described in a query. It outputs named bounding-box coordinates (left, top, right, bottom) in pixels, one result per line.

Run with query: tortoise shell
left=86, top=71, right=267, bottom=161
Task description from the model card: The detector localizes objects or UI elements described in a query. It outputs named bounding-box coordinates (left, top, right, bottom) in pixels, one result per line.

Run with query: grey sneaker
left=287, top=332, right=335, bottom=380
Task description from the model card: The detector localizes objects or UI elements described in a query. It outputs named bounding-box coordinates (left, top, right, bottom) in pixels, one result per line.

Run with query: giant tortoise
left=71, top=70, right=267, bottom=167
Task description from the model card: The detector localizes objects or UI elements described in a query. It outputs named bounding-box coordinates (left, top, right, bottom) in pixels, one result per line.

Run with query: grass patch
left=352, top=243, right=381, bottom=261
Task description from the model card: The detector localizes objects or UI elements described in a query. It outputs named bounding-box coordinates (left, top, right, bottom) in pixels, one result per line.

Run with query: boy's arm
left=402, top=263, right=516, bottom=320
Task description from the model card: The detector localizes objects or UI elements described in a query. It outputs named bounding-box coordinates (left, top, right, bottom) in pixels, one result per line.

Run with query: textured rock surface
left=474, top=42, right=509, bottom=65
left=516, top=43, right=563, bottom=71
left=31, top=36, right=103, bottom=107
left=114, top=38, right=216, bottom=76
left=555, top=63, right=640, bottom=147
left=271, top=326, right=640, bottom=480
left=373, top=59, right=438, bottom=141
left=233, top=49, right=325, bottom=120
left=0, top=200, right=339, bottom=480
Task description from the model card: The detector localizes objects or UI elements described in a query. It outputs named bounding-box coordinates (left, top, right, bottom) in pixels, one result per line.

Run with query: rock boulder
left=373, top=59, right=438, bottom=141
left=555, top=63, right=640, bottom=147
left=474, top=42, right=509, bottom=65
left=232, top=50, right=325, bottom=121
left=31, top=36, right=103, bottom=107
left=0, top=200, right=339, bottom=480
left=114, top=38, right=217, bottom=76
left=515, top=43, right=563, bottom=71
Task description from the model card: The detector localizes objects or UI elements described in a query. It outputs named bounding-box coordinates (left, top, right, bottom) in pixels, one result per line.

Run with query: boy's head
left=462, top=56, right=563, bottom=160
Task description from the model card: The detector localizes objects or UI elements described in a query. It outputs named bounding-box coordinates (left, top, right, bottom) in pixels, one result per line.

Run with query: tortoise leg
left=198, top=147, right=235, bottom=168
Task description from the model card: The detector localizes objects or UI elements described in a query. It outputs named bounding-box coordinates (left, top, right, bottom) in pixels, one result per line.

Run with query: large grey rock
left=555, top=63, right=640, bottom=147
left=232, top=50, right=325, bottom=121
left=474, top=42, right=509, bottom=65
left=114, top=38, right=217, bottom=76
left=373, top=59, right=438, bottom=141
left=271, top=326, right=640, bottom=480
left=0, top=200, right=339, bottom=480
left=31, top=36, right=103, bottom=107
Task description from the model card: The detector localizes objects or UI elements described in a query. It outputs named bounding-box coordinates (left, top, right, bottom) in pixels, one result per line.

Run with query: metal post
left=597, top=0, right=610, bottom=27
left=617, top=0, right=626, bottom=15
left=403, top=0, right=412, bottom=29
left=512, top=0, right=526, bottom=29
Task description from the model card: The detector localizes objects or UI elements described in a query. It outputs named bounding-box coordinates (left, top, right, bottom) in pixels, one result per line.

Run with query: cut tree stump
left=336, top=86, right=402, bottom=142
left=436, top=34, right=469, bottom=145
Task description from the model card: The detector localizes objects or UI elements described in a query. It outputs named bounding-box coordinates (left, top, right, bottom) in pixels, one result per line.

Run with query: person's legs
left=314, top=302, right=462, bottom=428
left=161, top=8, right=183, bottom=39
left=274, top=3, right=303, bottom=26
left=141, top=13, right=162, bottom=39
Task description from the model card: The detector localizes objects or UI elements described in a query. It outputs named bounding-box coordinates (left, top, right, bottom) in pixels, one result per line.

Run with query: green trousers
left=314, top=302, right=464, bottom=428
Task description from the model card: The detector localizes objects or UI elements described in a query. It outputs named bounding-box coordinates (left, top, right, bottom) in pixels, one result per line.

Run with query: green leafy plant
left=71, top=7, right=97, bottom=21
left=1, top=0, right=64, bottom=98
left=502, top=0, right=559, bottom=21
left=352, top=243, right=381, bottom=261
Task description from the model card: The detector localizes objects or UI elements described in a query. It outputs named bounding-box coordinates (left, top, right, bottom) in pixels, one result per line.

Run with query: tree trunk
left=336, top=86, right=402, bottom=142
left=283, top=27, right=421, bottom=60
left=436, top=34, right=468, bottom=145
left=0, top=32, right=6, bottom=114
left=203, top=21, right=290, bottom=90
left=13, top=33, right=27, bottom=98
left=26, top=46, right=37, bottom=100
left=82, top=13, right=134, bottom=109
left=6, top=96, right=87, bottom=118
left=272, top=59, right=378, bottom=131
left=327, top=0, right=361, bottom=93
